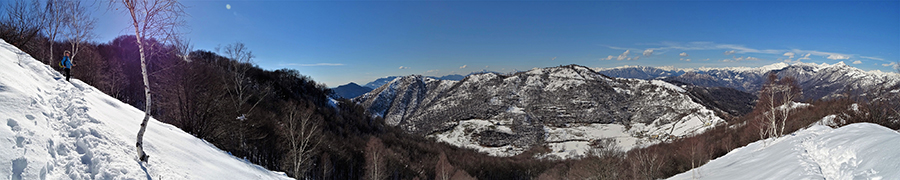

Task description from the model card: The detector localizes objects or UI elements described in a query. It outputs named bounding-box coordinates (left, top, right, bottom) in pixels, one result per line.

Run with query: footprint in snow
left=11, top=157, right=27, bottom=180
left=7, top=118, right=19, bottom=131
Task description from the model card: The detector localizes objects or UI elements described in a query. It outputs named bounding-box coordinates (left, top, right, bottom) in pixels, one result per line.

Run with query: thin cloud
left=281, top=63, right=344, bottom=67
left=789, top=49, right=851, bottom=60
left=460, top=65, right=467, bottom=69
left=827, top=54, right=850, bottom=60
left=882, top=62, right=898, bottom=68
left=680, top=58, right=691, bottom=62
left=399, top=66, right=409, bottom=69
left=603, top=45, right=631, bottom=50
left=651, top=41, right=781, bottom=54
left=852, top=60, right=862, bottom=64
left=679, top=52, right=688, bottom=57
left=551, top=57, right=557, bottom=61
left=859, top=56, right=884, bottom=61
left=783, top=52, right=795, bottom=59
left=643, top=49, right=653, bottom=56
left=603, top=55, right=614, bottom=61
left=722, top=56, right=761, bottom=63
left=426, top=69, right=439, bottom=73
left=630, top=42, right=865, bottom=61
left=617, top=50, right=631, bottom=61
left=798, top=53, right=811, bottom=60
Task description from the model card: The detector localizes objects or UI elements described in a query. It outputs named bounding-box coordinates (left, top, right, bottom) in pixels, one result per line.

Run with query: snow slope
left=0, top=39, right=292, bottom=179
left=668, top=122, right=900, bottom=180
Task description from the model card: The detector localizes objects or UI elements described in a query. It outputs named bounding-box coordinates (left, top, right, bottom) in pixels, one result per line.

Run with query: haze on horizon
left=83, top=0, right=900, bottom=87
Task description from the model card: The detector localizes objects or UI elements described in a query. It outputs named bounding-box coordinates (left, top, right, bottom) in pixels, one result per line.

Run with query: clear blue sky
left=90, top=1, right=899, bottom=87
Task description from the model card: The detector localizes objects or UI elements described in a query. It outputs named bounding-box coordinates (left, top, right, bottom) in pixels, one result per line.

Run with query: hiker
left=60, top=50, right=73, bottom=81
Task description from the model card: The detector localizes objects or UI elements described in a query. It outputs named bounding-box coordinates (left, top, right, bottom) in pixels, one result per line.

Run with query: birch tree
left=435, top=152, right=454, bottom=180
left=110, top=0, right=185, bottom=162
left=281, top=101, right=321, bottom=178
left=757, top=73, right=801, bottom=143
left=43, top=0, right=66, bottom=65
left=365, top=137, right=386, bottom=180
left=64, top=0, right=97, bottom=64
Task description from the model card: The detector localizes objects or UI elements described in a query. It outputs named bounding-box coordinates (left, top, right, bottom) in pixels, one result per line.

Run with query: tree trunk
left=129, top=5, right=152, bottom=162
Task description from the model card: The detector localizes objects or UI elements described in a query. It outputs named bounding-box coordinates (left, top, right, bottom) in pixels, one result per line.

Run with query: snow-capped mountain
left=363, top=76, right=402, bottom=89
left=0, top=40, right=291, bottom=179
left=596, top=62, right=900, bottom=100
left=362, top=74, right=466, bottom=90
left=355, top=65, right=725, bottom=159
left=668, top=122, right=900, bottom=180
left=593, top=65, right=687, bottom=79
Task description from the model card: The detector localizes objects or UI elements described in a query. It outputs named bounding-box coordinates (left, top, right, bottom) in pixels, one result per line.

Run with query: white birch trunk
left=128, top=5, right=152, bottom=162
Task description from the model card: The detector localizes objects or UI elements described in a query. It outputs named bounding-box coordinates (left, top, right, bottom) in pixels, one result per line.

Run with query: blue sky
left=90, top=1, right=899, bottom=87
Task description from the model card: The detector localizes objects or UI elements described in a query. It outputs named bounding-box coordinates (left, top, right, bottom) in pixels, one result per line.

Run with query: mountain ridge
left=596, top=62, right=900, bottom=100
left=355, top=64, right=725, bottom=159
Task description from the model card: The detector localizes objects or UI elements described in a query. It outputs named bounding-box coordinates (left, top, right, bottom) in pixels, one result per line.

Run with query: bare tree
left=1, top=0, right=44, bottom=49
left=216, top=42, right=261, bottom=119
left=630, top=148, right=661, bottom=180
left=435, top=152, right=454, bottom=180
left=43, top=0, right=67, bottom=65
left=110, top=0, right=185, bottom=162
left=281, top=101, right=321, bottom=178
left=365, top=137, right=386, bottom=180
left=64, top=0, right=97, bottom=65
left=173, top=37, right=192, bottom=62
left=757, top=73, right=801, bottom=144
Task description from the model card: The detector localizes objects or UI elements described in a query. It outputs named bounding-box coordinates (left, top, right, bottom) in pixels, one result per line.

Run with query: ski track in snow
left=0, top=39, right=291, bottom=179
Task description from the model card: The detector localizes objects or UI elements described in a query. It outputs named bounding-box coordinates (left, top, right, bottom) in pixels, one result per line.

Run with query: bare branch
left=64, top=0, right=98, bottom=62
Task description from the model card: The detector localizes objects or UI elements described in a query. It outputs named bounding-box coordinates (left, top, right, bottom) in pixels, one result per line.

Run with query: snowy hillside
left=0, top=40, right=292, bottom=179
left=668, top=123, right=900, bottom=180
left=356, top=65, right=724, bottom=159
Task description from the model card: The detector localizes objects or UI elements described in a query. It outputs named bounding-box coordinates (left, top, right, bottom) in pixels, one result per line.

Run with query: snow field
left=429, top=119, right=523, bottom=157
left=668, top=122, right=900, bottom=180
left=0, top=39, right=291, bottom=179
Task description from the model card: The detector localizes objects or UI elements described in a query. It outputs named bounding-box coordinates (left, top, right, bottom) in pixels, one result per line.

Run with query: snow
left=548, top=68, right=585, bottom=80
left=778, top=101, right=811, bottom=111
left=668, top=123, right=900, bottom=180
left=0, top=39, right=292, bottom=179
left=429, top=119, right=521, bottom=157
left=543, top=79, right=585, bottom=91
left=506, top=106, right=525, bottom=114
left=650, top=80, right=685, bottom=93
left=541, top=123, right=635, bottom=159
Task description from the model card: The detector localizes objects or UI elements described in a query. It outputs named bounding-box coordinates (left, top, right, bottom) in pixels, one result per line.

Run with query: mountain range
left=352, top=62, right=899, bottom=159
left=596, top=62, right=900, bottom=100
left=354, top=65, right=728, bottom=159
left=331, top=74, right=467, bottom=99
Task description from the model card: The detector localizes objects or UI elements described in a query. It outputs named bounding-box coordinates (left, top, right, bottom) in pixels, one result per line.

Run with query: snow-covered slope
left=0, top=39, right=291, bottom=179
left=668, top=123, right=900, bottom=180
